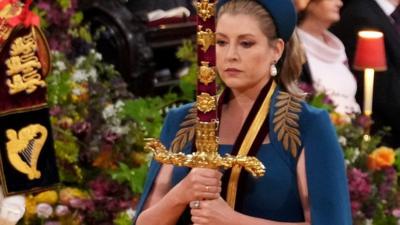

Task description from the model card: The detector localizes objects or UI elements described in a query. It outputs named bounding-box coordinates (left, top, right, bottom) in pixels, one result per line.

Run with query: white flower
left=95, top=52, right=102, bottom=61
left=36, top=203, right=53, bottom=219
left=72, top=87, right=83, bottom=96
left=110, top=125, right=129, bottom=135
left=87, top=68, right=98, bottom=82
left=51, top=50, right=61, bottom=57
left=75, top=56, right=86, bottom=67
left=55, top=205, right=70, bottom=217
left=115, top=100, right=125, bottom=112
left=102, top=104, right=117, bottom=120
left=338, top=136, right=347, bottom=146
left=352, top=148, right=360, bottom=162
left=126, top=208, right=136, bottom=219
left=72, top=69, right=87, bottom=82
left=54, top=61, right=66, bottom=71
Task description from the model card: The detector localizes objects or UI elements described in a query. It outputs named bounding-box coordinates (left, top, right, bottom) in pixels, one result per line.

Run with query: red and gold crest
left=0, top=0, right=58, bottom=196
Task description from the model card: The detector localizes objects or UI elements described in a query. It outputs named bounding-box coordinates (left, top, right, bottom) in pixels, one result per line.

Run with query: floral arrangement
left=22, top=0, right=199, bottom=224
left=34, top=0, right=91, bottom=55
left=22, top=1, right=149, bottom=224
left=300, top=83, right=400, bottom=225
left=22, top=48, right=150, bottom=225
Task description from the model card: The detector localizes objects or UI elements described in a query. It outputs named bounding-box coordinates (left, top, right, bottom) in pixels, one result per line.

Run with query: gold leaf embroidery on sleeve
left=273, top=91, right=302, bottom=157
left=170, top=105, right=197, bottom=153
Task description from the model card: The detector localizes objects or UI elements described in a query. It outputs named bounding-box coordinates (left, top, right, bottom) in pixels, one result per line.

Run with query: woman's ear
left=273, top=39, right=285, bottom=62
left=294, top=0, right=311, bottom=11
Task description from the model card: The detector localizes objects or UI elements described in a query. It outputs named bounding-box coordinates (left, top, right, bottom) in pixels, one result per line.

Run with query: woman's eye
left=216, top=40, right=227, bottom=46
left=241, top=41, right=254, bottom=48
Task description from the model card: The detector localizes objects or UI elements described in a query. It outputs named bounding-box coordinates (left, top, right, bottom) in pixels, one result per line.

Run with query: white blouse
left=298, top=28, right=361, bottom=114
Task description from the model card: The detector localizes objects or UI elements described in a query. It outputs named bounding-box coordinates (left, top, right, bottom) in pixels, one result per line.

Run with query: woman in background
left=297, top=0, right=360, bottom=114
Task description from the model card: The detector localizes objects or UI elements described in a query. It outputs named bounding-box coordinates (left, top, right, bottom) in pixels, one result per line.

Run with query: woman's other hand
left=190, top=197, right=237, bottom=225
left=176, top=168, right=222, bottom=204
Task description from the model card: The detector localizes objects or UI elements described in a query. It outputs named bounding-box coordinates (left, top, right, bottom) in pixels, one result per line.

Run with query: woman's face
left=307, top=0, right=343, bottom=25
left=216, top=13, right=282, bottom=92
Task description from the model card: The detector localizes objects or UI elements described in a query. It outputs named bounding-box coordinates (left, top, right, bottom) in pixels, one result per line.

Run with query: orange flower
left=367, top=146, right=396, bottom=171
left=92, top=144, right=118, bottom=170
left=330, top=112, right=350, bottom=126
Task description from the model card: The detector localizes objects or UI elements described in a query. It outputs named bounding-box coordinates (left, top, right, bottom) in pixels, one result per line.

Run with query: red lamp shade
left=353, top=31, right=387, bottom=71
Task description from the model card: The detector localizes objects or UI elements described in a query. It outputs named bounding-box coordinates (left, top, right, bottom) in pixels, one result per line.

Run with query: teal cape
left=134, top=88, right=352, bottom=225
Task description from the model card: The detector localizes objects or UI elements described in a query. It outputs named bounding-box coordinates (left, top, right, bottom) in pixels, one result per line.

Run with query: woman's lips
left=224, top=68, right=242, bottom=75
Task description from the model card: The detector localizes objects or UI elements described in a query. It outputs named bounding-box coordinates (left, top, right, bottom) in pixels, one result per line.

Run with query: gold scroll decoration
left=197, top=92, right=216, bottom=113
left=5, top=27, right=46, bottom=95
left=197, top=25, right=215, bottom=53
left=195, top=0, right=215, bottom=22
left=6, top=124, right=47, bottom=180
left=199, top=61, right=216, bottom=85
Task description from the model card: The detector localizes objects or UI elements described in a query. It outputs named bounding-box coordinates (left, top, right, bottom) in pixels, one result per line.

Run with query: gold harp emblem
left=6, top=124, right=47, bottom=180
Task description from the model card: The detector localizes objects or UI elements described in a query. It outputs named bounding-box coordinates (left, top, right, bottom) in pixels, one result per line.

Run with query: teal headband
left=217, top=0, right=297, bottom=42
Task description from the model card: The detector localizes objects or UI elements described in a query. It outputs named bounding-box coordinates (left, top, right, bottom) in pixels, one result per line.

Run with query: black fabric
left=391, top=5, right=400, bottom=34
left=299, top=62, right=313, bottom=86
left=0, top=107, right=59, bottom=195
left=331, top=0, right=400, bottom=147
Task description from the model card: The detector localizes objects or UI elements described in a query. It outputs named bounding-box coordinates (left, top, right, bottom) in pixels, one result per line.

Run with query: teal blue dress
left=134, top=89, right=352, bottom=225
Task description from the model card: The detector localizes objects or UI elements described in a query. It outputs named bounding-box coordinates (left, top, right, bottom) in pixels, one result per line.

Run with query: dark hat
left=217, top=0, right=297, bottom=42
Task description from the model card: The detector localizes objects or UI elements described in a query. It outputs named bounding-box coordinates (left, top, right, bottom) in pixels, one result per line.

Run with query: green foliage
left=121, top=94, right=179, bottom=137
left=308, top=92, right=334, bottom=112
left=176, top=39, right=196, bottom=63
left=53, top=131, right=80, bottom=164
left=176, top=39, right=197, bottom=101
left=109, top=163, right=148, bottom=194
left=32, top=8, right=49, bottom=29
left=57, top=0, right=71, bottom=10
left=70, top=11, right=84, bottom=26
left=70, top=25, right=93, bottom=43
left=395, top=150, right=400, bottom=173
left=46, top=71, right=73, bottom=106
left=373, top=203, right=398, bottom=225
left=113, top=212, right=132, bottom=225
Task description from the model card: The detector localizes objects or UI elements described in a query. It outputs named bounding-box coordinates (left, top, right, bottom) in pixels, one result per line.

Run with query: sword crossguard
left=144, top=138, right=265, bottom=177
